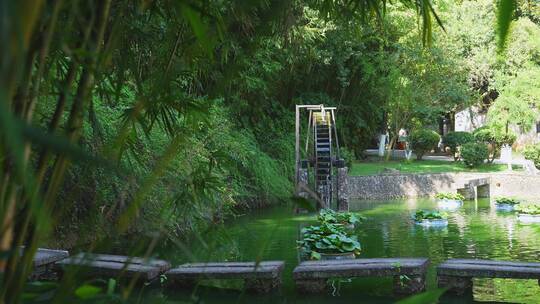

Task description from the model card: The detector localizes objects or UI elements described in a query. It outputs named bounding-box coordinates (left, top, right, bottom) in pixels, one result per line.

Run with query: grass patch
left=349, top=159, right=521, bottom=176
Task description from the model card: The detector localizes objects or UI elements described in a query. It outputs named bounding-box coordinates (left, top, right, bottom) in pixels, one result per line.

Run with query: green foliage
left=473, top=126, right=496, bottom=144
left=523, top=143, right=540, bottom=169
left=339, top=147, right=355, bottom=169
left=443, top=132, right=475, bottom=160
left=0, top=0, right=530, bottom=301
left=487, top=90, right=538, bottom=134
left=474, top=125, right=517, bottom=146
left=443, top=0, right=540, bottom=150
left=318, top=209, right=363, bottom=226
left=381, top=11, right=471, bottom=156
left=299, top=207, right=365, bottom=260
left=414, top=210, right=447, bottom=221
left=435, top=192, right=465, bottom=201
left=497, top=0, right=518, bottom=51
left=515, top=203, right=540, bottom=215
left=410, top=130, right=440, bottom=160
left=490, top=22, right=540, bottom=127
left=473, top=125, right=517, bottom=162
left=297, top=223, right=362, bottom=260
left=495, top=197, right=521, bottom=205
left=461, top=142, right=489, bottom=168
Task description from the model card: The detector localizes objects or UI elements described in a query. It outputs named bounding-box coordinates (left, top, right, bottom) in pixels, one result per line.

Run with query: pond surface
left=156, top=198, right=540, bottom=303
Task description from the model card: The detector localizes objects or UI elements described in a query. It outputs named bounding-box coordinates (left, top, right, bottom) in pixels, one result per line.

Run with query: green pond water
left=154, top=198, right=540, bottom=303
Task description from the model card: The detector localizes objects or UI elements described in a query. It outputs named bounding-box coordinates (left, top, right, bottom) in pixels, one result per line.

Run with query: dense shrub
left=473, top=126, right=517, bottom=162
left=460, top=142, right=489, bottom=167
left=51, top=101, right=294, bottom=246
left=523, top=144, right=540, bottom=169
left=340, top=147, right=355, bottom=169
left=443, top=131, right=475, bottom=160
left=472, top=126, right=493, bottom=143
left=409, top=130, right=440, bottom=160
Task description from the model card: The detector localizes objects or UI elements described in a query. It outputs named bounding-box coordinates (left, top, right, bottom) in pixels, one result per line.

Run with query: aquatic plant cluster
left=413, top=210, right=448, bottom=221
left=515, top=203, right=540, bottom=215
left=298, top=209, right=362, bottom=260
left=495, top=197, right=521, bottom=205
left=435, top=192, right=465, bottom=201
left=412, top=192, right=463, bottom=227
left=317, top=209, right=364, bottom=226
left=507, top=201, right=540, bottom=223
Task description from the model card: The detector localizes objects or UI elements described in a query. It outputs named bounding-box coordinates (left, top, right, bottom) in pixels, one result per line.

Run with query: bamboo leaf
left=179, top=3, right=213, bottom=56
left=19, top=121, right=122, bottom=173
left=497, top=0, right=516, bottom=52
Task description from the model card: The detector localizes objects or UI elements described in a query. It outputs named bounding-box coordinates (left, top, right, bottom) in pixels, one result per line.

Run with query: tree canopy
left=0, top=0, right=533, bottom=302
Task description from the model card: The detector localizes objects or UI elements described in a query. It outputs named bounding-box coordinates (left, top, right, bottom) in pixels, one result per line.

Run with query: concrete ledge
left=347, top=172, right=540, bottom=200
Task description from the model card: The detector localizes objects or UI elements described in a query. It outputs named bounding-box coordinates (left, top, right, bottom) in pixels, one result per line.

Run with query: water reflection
left=157, top=198, right=540, bottom=303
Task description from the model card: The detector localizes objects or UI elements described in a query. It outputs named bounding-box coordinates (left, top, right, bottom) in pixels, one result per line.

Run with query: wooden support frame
left=295, top=105, right=337, bottom=196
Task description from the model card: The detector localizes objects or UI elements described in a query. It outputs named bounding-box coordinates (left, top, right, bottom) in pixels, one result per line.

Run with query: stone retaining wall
left=347, top=172, right=540, bottom=200
left=489, top=174, right=540, bottom=199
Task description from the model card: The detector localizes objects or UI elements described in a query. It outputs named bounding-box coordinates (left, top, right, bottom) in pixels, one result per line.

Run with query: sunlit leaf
left=396, top=288, right=447, bottom=304
left=106, top=279, right=116, bottom=295
left=497, top=0, right=517, bottom=52
left=74, top=284, right=102, bottom=299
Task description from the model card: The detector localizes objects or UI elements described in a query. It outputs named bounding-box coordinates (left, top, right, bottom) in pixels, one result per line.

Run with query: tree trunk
left=385, top=135, right=398, bottom=162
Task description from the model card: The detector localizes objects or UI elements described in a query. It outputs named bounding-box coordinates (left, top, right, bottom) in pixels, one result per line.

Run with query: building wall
left=455, top=107, right=487, bottom=132
left=489, top=174, right=540, bottom=199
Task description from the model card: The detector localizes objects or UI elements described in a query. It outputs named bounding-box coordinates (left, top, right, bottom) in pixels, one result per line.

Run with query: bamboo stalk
left=43, top=0, right=112, bottom=207
left=1, top=1, right=63, bottom=286
left=34, top=7, right=96, bottom=184
left=23, top=0, right=63, bottom=123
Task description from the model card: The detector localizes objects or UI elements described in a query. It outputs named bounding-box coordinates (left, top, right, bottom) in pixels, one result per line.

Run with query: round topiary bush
left=523, top=143, right=540, bottom=169
left=460, top=142, right=489, bottom=168
left=443, top=131, right=475, bottom=160
left=409, top=130, right=440, bottom=160
left=473, top=126, right=517, bottom=163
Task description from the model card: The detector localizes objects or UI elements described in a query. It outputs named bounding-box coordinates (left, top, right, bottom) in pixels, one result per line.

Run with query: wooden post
left=337, top=167, right=349, bottom=212
left=298, top=168, right=309, bottom=199
left=295, top=105, right=300, bottom=194
left=305, top=110, right=312, bottom=153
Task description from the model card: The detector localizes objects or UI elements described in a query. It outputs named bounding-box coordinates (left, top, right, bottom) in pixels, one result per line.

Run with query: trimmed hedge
left=523, top=143, right=540, bottom=169
left=443, top=131, right=475, bottom=160
left=473, top=126, right=517, bottom=163
left=410, top=130, right=440, bottom=160
left=461, top=142, right=489, bottom=168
